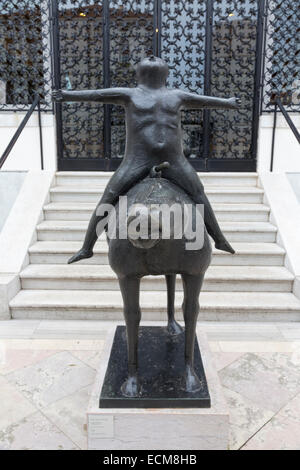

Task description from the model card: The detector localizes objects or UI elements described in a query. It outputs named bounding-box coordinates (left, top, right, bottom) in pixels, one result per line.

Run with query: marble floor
left=0, top=319, right=300, bottom=450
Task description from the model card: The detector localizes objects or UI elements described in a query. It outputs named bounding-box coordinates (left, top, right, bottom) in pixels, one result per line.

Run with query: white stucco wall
left=0, top=171, right=26, bottom=231
left=287, top=173, right=300, bottom=204
left=0, top=112, right=56, bottom=171
left=257, top=113, right=300, bottom=173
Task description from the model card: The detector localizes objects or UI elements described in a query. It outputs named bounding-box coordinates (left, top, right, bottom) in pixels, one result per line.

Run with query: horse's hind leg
left=165, top=274, right=183, bottom=335
left=118, top=276, right=141, bottom=397
left=181, top=273, right=205, bottom=392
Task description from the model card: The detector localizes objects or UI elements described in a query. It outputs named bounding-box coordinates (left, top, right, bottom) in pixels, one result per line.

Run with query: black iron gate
left=52, top=0, right=263, bottom=172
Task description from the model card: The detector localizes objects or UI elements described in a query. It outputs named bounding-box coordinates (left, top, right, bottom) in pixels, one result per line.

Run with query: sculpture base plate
left=87, top=326, right=229, bottom=450
left=99, top=325, right=210, bottom=408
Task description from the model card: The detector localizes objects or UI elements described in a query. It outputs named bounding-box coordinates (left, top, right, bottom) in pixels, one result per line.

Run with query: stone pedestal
left=100, top=325, right=211, bottom=408
left=87, top=326, right=229, bottom=450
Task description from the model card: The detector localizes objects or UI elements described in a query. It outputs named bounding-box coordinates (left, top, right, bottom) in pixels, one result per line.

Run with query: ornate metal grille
left=262, top=0, right=300, bottom=111
left=0, top=0, right=52, bottom=111
left=161, top=0, right=206, bottom=160
left=3, top=0, right=284, bottom=171
left=54, top=0, right=262, bottom=170
left=210, top=0, right=258, bottom=161
left=55, top=0, right=155, bottom=168
left=108, top=0, right=154, bottom=159
left=57, top=1, right=104, bottom=161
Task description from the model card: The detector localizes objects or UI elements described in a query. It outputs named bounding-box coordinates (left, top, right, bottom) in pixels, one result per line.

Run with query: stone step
left=55, top=171, right=258, bottom=187
left=10, top=290, right=300, bottom=322
left=50, top=186, right=264, bottom=204
left=43, top=202, right=270, bottom=222
left=28, top=241, right=286, bottom=266
left=20, top=264, right=294, bottom=292
left=36, top=220, right=277, bottom=243
left=8, top=170, right=298, bottom=325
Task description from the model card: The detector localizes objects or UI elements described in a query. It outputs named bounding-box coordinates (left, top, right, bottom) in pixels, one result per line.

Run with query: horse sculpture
left=107, top=162, right=212, bottom=398
left=54, top=56, right=238, bottom=402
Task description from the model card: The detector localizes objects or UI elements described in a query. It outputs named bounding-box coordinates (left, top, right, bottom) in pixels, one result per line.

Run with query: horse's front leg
left=118, top=276, right=141, bottom=397
left=181, top=273, right=205, bottom=392
left=165, top=274, right=183, bottom=335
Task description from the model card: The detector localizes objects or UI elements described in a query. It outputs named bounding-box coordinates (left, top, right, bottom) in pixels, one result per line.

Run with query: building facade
left=0, top=0, right=299, bottom=172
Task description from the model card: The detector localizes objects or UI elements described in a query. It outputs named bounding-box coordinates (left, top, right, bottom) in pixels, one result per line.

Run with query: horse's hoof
left=121, top=376, right=141, bottom=398
left=183, top=368, right=203, bottom=393
left=167, top=320, right=184, bottom=336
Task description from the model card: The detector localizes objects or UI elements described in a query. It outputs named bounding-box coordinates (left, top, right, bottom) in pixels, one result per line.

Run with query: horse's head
left=125, top=162, right=204, bottom=251
left=126, top=163, right=169, bottom=249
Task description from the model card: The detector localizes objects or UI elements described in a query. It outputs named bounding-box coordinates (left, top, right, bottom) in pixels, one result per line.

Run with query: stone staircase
left=9, top=172, right=300, bottom=321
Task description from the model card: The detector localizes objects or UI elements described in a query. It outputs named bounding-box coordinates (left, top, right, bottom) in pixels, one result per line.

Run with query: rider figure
left=53, top=56, right=240, bottom=263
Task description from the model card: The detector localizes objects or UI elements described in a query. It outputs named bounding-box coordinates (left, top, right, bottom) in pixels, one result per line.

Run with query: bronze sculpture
left=53, top=56, right=239, bottom=400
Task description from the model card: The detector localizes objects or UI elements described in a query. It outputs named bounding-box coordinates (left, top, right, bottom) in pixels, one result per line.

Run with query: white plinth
left=87, top=327, right=229, bottom=450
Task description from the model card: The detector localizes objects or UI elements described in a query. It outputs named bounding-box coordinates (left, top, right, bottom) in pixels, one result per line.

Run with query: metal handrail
left=276, top=98, right=300, bottom=145
left=270, top=97, right=300, bottom=171
left=0, top=94, right=44, bottom=170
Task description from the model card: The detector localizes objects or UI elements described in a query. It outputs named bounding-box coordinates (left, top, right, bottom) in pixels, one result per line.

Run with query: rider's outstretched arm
left=52, top=88, right=131, bottom=105
left=179, top=91, right=241, bottom=110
